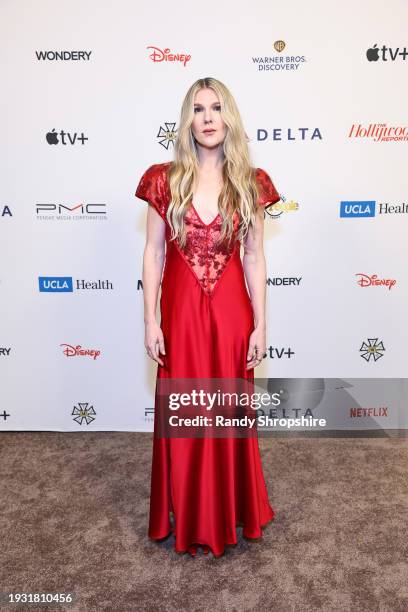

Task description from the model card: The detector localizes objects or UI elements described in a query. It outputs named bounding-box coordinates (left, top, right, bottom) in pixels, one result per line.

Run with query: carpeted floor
left=0, top=432, right=407, bottom=612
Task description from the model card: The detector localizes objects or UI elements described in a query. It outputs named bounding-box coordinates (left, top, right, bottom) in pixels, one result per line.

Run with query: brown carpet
left=0, top=432, right=407, bottom=612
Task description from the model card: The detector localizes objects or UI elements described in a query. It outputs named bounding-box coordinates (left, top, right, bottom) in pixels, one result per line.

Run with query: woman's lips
left=203, top=130, right=216, bottom=135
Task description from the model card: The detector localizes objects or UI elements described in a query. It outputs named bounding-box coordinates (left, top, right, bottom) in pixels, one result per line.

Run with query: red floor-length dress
left=135, top=162, right=280, bottom=557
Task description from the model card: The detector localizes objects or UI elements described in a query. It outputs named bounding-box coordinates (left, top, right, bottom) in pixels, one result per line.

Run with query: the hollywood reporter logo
left=46, top=129, right=88, bottom=145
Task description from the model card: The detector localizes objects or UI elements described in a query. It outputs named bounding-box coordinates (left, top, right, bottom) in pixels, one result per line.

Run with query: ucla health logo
left=340, top=201, right=376, bottom=217
left=39, top=277, right=113, bottom=291
left=39, top=277, right=73, bottom=292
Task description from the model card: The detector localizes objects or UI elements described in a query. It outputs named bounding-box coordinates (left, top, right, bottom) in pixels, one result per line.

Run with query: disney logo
left=147, top=46, right=191, bottom=66
left=355, top=273, right=396, bottom=290
left=60, top=344, right=101, bottom=359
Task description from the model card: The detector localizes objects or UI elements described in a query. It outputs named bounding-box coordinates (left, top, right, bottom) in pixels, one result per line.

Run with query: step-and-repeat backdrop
left=1, top=0, right=407, bottom=431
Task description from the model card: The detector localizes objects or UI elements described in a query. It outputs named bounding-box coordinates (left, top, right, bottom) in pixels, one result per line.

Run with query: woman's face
left=191, top=88, right=227, bottom=150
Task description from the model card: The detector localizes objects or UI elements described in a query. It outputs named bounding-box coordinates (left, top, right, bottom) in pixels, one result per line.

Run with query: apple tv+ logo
left=366, top=44, right=408, bottom=62
left=46, top=129, right=88, bottom=145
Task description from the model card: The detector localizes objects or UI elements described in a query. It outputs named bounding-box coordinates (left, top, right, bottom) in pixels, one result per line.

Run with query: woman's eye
left=194, top=106, right=221, bottom=113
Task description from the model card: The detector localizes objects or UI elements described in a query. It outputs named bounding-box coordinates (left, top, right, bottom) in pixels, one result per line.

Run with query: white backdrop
left=1, top=0, right=407, bottom=431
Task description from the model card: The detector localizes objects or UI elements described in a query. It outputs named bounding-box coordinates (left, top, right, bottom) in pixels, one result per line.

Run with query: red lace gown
left=135, top=162, right=280, bottom=557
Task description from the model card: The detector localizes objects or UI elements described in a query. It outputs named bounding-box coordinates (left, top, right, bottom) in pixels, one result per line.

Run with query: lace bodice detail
left=135, top=162, right=280, bottom=295
left=178, top=205, right=240, bottom=294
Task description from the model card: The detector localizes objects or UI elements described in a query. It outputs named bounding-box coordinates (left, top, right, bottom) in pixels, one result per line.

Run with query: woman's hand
left=246, top=325, right=266, bottom=370
left=144, top=320, right=166, bottom=366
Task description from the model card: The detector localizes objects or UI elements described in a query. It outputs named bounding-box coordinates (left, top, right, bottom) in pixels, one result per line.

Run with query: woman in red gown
left=135, top=78, right=280, bottom=558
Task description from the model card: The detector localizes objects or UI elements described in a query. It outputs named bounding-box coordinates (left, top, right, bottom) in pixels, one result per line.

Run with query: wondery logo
left=355, top=273, right=396, bottom=290
left=366, top=44, right=408, bottom=62
left=340, top=201, right=376, bottom=217
left=267, top=276, right=302, bottom=286
left=72, top=403, right=96, bottom=425
left=46, top=129, right=88, bottom=145
left=157, top=122, right=177, bottom=149
left=35, top=51, right=92, bottom=61
left=257, top=127, right=322, bottom=141
left=348, top=123, right=408, bottom=142
left=60, top=344, right=101, bottom=360
left=147, top=46, right=191, bottom=66
left=0, top=348, right=11, bottom=356
left=359, top=338, right=385, bottom=362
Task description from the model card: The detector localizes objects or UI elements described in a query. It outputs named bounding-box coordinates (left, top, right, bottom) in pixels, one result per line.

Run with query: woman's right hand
left=144, top=320, right=166, bottom=366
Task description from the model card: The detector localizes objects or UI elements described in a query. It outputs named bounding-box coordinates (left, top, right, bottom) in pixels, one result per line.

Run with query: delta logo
left=1, top=205, right=12, bottom=217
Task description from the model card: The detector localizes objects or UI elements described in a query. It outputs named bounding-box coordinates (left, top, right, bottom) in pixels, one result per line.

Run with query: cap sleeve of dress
left=255, top=167, right=280, bottom=209
left=135, top=163, right=168, bottom=221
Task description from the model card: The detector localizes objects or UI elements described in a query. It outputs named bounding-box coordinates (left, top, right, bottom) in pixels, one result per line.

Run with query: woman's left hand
left=246, top=325, right=267, bottom=369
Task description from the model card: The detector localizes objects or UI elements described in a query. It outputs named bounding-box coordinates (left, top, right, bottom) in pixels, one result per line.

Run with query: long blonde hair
left=166, top=77, right=261, bottom=248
